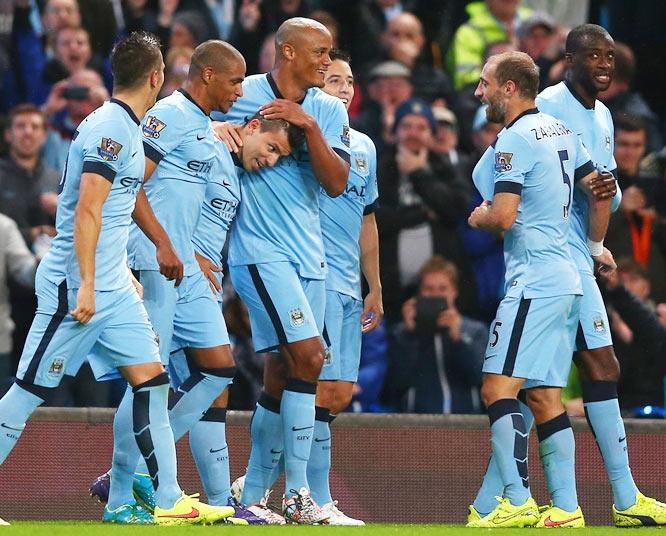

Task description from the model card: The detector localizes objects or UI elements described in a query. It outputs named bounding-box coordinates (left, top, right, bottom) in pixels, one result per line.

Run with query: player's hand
left=212, top=121, right=242, bottom=153
left=593, top=246, right=616, bottom=276
left=156, top=241, right=184, bottom=286
left=402, top=297, right=417, bottom=332
left=589, top=170, right=617, bottom=200
left=260, top=99, right=314, bottom=129
left=361, top=289, right=384, bottom=333
left=196, top=251, right=222, bottom=293
left=468, top=203, right=490, bottom=229
left=70, top=284, right=95, bottom=324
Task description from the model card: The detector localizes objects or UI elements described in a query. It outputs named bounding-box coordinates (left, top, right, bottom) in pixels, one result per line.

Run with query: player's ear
left=282, top=43, right=296, bottom=61
left=564, top=52, right=574, bottom=66
left=247, top=118, right=261, bottom=133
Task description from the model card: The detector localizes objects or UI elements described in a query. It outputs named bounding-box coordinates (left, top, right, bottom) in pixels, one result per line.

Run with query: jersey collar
left=177, top=88, right=209, bottom=117
left=266, top=72, right=306, bottom=104
left=563, top=80, right=595, bottom=110
left=110, top=98, right=140, bottom=125
left=505, top=107, right=539, bottom=129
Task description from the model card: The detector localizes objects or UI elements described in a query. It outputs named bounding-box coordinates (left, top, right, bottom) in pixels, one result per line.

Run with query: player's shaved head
left=189, top=39, right=245, bottom=79
left=566, top=24, right=613, bottom=54
left=275, top=17, right=330, bottom=57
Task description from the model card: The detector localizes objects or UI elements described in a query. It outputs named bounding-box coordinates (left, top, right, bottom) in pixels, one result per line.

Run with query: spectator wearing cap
left=431, top=104, right=474, bottom=190
left=375, top=97, right=472, bottom=323
left=446, top=0, right=532, bottom=91
left=353, top=60, right=414, bottom=155
left=517, top=12, right=561, bottom=90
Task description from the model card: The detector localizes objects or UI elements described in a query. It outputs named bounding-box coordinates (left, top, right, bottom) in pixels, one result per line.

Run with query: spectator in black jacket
left=375, top=97, right=472, bottom=322
left=599, top=259, right=666, bottom=409
left=384, top=255, right=487, bottom=414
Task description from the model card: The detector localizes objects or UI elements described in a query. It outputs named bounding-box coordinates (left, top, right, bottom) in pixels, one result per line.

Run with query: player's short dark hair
left=491, top=51, right=539, bottom=99
left=419, top=255, right=459, bottom=289
left=614, top=113, right=646, bottom=135
left=246, top=111, right=306, bottom=152
left=565, top=24, right=612, bottom=55
left=189, top=40, right=245, bottom=79
left=111, top=31, right=162, bottom=90
left=329, top=49, right=351, bottom=65
left=8, top=103, right=46, bottom=128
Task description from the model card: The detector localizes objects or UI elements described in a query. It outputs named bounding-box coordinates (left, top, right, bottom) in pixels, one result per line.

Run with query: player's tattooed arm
left=71, top=172, right=113, bottom=324
left=260, top=98, right=349, bottom=196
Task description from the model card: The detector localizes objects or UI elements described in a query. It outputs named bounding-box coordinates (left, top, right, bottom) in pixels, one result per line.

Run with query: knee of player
left=296, top=351, right=325, bottom=381
left=331, top=393, right=353, bottom=414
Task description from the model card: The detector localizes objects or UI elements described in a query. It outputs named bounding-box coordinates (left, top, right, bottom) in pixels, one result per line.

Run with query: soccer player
left=215, top=17, right=350, bottom=524
left=96, top=39, right=249, bottom=520
left=0, top=32, right=232, bottom=525
left=465, top=51, right=611, bottom=528
left=89, top=112, right=304, bottom=523
left=470, top=25, right=666, bottom=527
left=308, top=49, right=382, bottom=525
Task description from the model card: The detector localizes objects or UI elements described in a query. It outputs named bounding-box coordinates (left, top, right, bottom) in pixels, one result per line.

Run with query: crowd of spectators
left=1, top=0, right=666, bottom=415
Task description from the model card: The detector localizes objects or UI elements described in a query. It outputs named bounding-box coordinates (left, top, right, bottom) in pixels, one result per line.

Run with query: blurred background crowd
left=1, top=0, right=666, bottom=417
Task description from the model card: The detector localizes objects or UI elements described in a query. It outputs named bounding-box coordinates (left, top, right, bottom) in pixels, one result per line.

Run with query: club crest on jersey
left=340, top=125, right=350, bottom=147
left=289, top=307, right=306, bottom=328
left=355, top=156, right=368, bottom=174
left=98, top=137, right=122, bottom=161
left=48, top=358, right=64, bottom=376
left=593, top=317, right=606, bottom=332
left=143, top=115, right=166, bottom=138
left=495, top=152, right=513, bottom=172
left=605, top=131, right=611, bottom=152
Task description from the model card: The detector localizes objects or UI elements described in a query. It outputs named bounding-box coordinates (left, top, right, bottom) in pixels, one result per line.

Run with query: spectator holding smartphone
left=383, top=255, right=488, bottom=414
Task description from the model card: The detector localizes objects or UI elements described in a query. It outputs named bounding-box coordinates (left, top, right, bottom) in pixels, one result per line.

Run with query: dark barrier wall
left=1, top=409, right=666, bottom=525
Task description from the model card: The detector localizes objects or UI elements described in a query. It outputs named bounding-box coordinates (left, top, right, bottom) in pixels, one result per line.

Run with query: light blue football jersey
left=537, top=81, right=619, bottom=274
left=192, top=143, right=242, bottom=265
left=319, top=128, right=378, bottom=300
left=213, top=73, right=351, bottom=280
left=492, top=108, right=594, bottom=299
left=41, top=98, right=145, bottom=291
left=128, top=89, right=218, bottom=275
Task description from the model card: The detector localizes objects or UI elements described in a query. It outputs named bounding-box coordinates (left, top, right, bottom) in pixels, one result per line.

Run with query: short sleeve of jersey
left=365, top=138, right=379, bottom=213
left=320, top=96, right=351, bottom=160
left=80, top=119, right=130, bottom=183
left=573, top=135, right=595, bottom=182
left=493, top=130, right=534, bottom=195
left=141, top=103, right=184, bottom=163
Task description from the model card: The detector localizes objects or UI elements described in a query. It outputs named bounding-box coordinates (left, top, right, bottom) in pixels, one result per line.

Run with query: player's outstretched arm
left=71, top=172, right=112, bottom=324
left=260, top=98, right=349, bottom=196
left=359, top=212, right=383, bottom=333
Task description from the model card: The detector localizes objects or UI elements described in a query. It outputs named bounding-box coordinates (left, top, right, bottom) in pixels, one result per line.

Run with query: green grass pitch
left=6, top=524, right=666, bottom=535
